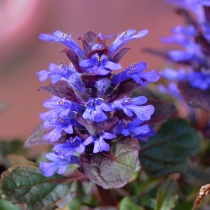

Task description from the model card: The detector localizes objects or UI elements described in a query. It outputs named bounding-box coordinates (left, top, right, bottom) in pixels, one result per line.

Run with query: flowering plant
left=0, top=1, right=209, bottom=210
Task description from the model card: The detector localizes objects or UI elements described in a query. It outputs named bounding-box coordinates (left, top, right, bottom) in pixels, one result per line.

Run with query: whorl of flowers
left=36, top=29, right=159, bottom=177
left=157, top=0, right=210, bottom=93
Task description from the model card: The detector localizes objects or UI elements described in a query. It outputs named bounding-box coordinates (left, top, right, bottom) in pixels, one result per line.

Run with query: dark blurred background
left=0, top=0, right=180, bottom=139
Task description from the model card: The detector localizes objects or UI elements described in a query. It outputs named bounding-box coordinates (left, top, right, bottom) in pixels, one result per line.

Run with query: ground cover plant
left=1, top=1, right=210, bottom=209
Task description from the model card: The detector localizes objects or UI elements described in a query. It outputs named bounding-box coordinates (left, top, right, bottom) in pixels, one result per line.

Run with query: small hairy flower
left=84, top=132, right=116, bottom=153
left=37, top=63, right=72, bottom=84
left=79, top=54, right=122, bottom=75
left=112, top=61, right=159, bottom=86
left=39, top=153, right=79, bottom=177
left=111, top=96, right=154, bottom=121
left=83, top=98, right=112, bottom=122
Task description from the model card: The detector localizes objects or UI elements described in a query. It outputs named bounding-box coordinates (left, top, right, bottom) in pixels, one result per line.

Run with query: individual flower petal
left=39, top=30, right=85, bottom=57
left=83, top=132, right=115, bottom=153
left=158, top=82, right=183, bottom=100
left=188, top=71, right=210, bottom=90
left=109, top=29, right=149, bottom=57
left=135, top=127, right=156, bottom=142
left=127, top=62, right=160, bottom=84
left=102, top=132, right=116, bottom=139
left=83, top=135, right=94, bottom=146
left=93, top=135, right=110, bottom=153
left=159, top=68, right=188, bottom=81
left=168, top=50, right=195, bottom=62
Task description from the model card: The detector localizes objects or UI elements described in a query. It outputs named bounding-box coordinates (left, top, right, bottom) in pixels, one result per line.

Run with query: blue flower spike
left=35, top=29, right=159, bottom=176
left=157, top=0, right=210, bottom=95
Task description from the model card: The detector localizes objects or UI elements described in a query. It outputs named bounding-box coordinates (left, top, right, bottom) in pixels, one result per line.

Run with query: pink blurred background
left=0, top=0, right=180, bottom=140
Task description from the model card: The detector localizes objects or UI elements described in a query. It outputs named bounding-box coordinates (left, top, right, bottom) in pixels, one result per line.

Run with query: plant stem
left=96, top=185, right=117, bottom=206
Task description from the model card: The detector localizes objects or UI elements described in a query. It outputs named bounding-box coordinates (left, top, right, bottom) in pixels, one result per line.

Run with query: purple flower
left=156, top=0, right=210, bottom=92
left=114, top=118, right=150, bottom=137
left=40, top=97, right=82, bottom=120
left=188, top=71, right=210, bottom=90
left=83, top=98, right=112, bottom=122
left=37, top=62, right=72, bottom=84
left=53, top=136, right=85, bottom=156
left=160, top=67, right=210, bottom=90
left=40, top=153, right=79, bottom=177
left=79, top=54, right=121, bottom=75
left=109, top=29, right=149, bottom=57
left=39, top=30, right=85, bottom=57
left=161, top=25, right=196, bottom=47
left=112, top=62, right=159, bottom=85
left=135, top=128, right=156, bottom=142
left=111, top=96, right=154, bottom=121
left=168, top=50, right=196, bottom=62
left=43, top=118, right=75, bottom=142
left=158, top=82, right=183, bottom=100
left=159, top=68, right=188, bottom=81
left=83, top=132, right=116, bottom=153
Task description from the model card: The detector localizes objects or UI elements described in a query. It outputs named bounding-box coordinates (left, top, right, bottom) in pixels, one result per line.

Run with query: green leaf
left=80, top=136, right=140, bottom=189
left=0, top=165, right=76, bottom=210
left=182, top=167, right=210, bottom=186
left=7, top=154, right=37, bottom=166
left=155, top=178, right=179, bottom=210
left=173, top=202, right=193, bottom=210
left=93, top=207, right=118, bottom=210
left=119, top=197, right=144, bottom=210
left=0, top=140, right=25, bottom=157
left=0, top=140, right=26, bottom=168
left=67, top=198, right=82, bottom=210
left=0, top=198, right=22, bottom=210
left=140, top=118, right=202, bottom=177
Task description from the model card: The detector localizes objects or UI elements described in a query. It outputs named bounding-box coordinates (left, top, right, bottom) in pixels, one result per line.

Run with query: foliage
left=2, top=1, right=210, bottom=209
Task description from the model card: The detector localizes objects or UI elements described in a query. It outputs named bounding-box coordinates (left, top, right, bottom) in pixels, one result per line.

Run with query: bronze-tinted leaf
left=38, top=80, right=82, bottom=104
left=145, top=99, right=175, bottom=125
left=24, top=124, right=53, bottom=148
left=61, top=48, right=85, bottom=73
left=204, top=6, right=210, bottom=22
left=80, top=136, right=140, bottom=189
left=178, top=81, right=210, bottom=111
left=108, top=79, right=140, bottom=102
left=24, top=124, right=69, bottom=147
left=112, top=48, right=130, bottom=63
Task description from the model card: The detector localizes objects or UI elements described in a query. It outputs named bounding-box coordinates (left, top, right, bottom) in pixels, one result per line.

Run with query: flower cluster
left=158, top=0, right=210, bottom=93
left=37, top=29, right=159, bottom=177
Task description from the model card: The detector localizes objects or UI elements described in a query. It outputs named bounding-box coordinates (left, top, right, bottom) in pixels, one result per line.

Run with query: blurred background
left=0, top=0, right=180, bottom=140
